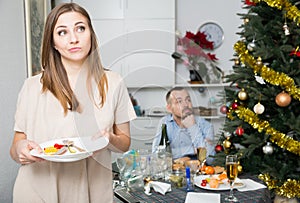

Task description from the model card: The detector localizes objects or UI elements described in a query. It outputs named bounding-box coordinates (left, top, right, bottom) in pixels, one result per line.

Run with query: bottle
left=159, top=124, right=172, bottom=154
left=185, top=167, right=194, bottom=192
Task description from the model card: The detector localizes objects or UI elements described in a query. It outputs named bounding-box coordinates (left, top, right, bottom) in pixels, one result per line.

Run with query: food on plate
left=208, top=178, right=219, bottom=188
left=217, top=171, right=227, bottom=180
left=173, top=156, right=191, bottom=165
left=204, top=166, right=215, bottom=175
left=43, top=146, right=59, bottom=155
left=213, top=166, right=225, bottom=174
left=172, top=163, right=185, bottom=171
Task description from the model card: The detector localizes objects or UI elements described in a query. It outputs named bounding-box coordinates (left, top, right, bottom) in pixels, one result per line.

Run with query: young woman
left=10, top=3, right=136, bottom=202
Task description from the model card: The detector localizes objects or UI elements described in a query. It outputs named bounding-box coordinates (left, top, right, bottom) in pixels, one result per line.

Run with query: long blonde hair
left=40, top=3, right=107, bottom=115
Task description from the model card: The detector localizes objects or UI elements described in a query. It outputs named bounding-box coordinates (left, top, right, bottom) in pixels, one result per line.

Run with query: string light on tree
left=256, top=57, right=263, bottom=67
left=234, top=58, right=240, bottom=65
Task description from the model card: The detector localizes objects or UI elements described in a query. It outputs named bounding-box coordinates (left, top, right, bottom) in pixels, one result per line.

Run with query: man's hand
left=182, top=114, right=196, bottom=128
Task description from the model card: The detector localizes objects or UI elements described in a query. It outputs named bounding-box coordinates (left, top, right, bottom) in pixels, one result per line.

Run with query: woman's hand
left=10, top=132, right=44, bottom=164
left=92, top=122, right=131, bottom=153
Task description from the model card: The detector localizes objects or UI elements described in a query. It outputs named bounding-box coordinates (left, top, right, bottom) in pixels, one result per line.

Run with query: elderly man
left=152, top=87, right=215, bottom=165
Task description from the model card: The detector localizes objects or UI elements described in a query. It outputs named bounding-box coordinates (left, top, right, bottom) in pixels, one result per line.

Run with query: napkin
left=144, top=181, right=171, bottom=195
left=237, top=179, right=267, bottom=191
left=185, top=192, right=220, bottom=203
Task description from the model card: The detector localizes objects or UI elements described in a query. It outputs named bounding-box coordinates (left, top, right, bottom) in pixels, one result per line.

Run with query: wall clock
left=199, top=22, right=224, bottom=49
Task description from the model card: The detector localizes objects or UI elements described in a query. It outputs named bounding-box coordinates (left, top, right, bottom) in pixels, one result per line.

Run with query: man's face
left=167, top=89, right=193, bottom=119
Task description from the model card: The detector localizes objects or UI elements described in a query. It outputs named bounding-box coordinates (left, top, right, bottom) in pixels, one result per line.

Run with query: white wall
left=0, top=0, right=244, bottom=202
left=0, top=1, right=27, bottom=202
left=176, top=0, right=244, bottom=83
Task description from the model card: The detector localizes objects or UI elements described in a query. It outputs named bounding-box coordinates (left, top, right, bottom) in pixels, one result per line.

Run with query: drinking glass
left=225, top=155, right=238, bottom=202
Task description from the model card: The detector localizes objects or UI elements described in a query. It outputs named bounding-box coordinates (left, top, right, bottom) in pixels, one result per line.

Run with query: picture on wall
left=24, top=0, right=52, bottom=76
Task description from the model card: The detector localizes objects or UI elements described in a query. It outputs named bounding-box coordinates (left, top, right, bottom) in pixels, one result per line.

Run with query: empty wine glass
left=225, top=155, right=238, bottom=202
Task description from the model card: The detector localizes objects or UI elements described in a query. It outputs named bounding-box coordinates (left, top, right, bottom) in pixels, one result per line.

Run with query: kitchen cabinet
left=111, top=116, right=160, bottom=162
left=74, top=0, right=175, bottom=87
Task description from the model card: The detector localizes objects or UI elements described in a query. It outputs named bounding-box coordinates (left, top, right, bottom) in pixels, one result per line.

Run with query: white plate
left=30, top=136, right=109, bottom=162
left=194, top=175, right=245, bottom=191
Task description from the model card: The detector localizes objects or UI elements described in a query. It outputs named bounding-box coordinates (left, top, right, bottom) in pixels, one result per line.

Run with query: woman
left=10, top=3, right=136, bottom=202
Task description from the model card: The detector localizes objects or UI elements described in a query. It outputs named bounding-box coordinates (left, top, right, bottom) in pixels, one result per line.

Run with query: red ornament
left=215, top=144, right=224, bottom=153
left=235, top=127, right=244, bottom=136
left=231, top=102, right=239, bottom=110
left=220, top=105, right=228, bottom=114
left=245, top=0, right=256, bottom=6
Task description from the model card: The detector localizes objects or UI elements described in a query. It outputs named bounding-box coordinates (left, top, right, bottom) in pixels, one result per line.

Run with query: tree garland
left=234, top=41, right=300, bottom=101
left=233, top=106, right=300, bottom=155
left=254, top=0, right=300, bottom=25
left=227, top=106, right=300, bottom=198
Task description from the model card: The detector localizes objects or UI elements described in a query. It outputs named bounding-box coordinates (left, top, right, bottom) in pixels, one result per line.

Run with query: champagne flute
left=225, top=155, right=238, bottom=202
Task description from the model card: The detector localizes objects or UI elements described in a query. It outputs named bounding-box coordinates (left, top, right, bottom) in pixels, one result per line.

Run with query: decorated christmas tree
left=213, top=0, right=300, bottom=200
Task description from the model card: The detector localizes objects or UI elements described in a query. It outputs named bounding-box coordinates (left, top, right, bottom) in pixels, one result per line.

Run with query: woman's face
left=53, top=11, right=91, bottom=66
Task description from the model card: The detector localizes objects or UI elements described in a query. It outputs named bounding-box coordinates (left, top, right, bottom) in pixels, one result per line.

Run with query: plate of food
left=30, top=136, right=109, bottom=162
left=194, top=173, right=245, bottom=191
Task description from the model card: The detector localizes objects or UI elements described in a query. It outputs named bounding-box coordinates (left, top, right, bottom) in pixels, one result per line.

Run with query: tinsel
left=258, top=174, right=300, bottom=198
left=232, top=106, right=300, bottom=156
left=253, top=0, right=300, bottom=25
left=234, top=41, right=300, bottom=102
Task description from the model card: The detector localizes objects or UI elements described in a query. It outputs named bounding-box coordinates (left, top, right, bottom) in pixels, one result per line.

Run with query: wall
left=0, top=0, right=244, bottom=202
left=176, top=0, right=245, bottom=83
left=0, top=1, right=27, bottom=202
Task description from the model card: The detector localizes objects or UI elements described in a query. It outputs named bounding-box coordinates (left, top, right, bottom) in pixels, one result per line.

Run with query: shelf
left=174, top=82, right=231, bottom=87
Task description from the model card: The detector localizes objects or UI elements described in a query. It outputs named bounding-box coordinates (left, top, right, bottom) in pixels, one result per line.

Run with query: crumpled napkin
left=185, top=192, right=220, bottom=203
left=237, top=179, right=267, bottom=192
left=144, top=181, right=171, bottom=195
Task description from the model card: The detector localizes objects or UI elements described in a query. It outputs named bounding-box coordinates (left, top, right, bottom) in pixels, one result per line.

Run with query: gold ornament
left=223, top=139, right=231, bottom=149
left=275, top=91, right=291, bottom=107
left=238, top=89, right=248, bottom=100
left=253, top=102, right=265, bottom=114
left=244, top=18, right=249, bottom=24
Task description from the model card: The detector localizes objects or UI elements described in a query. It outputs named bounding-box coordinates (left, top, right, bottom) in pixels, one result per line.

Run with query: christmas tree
left=213, top=0, right=300, bottom=199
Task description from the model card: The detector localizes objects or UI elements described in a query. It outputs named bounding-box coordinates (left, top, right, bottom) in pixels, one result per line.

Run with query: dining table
left=113, top=173, right=272, bottom=203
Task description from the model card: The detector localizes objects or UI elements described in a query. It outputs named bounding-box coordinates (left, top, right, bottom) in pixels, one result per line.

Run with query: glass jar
left=169, top=169, right=185, bottom=188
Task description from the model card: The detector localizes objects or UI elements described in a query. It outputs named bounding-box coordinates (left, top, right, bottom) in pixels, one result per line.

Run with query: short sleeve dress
left=13, top=70, right=136, bottom=203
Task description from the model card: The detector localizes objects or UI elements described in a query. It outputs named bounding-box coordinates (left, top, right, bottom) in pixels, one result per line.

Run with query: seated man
left=152, top=87, right=215, bottom=165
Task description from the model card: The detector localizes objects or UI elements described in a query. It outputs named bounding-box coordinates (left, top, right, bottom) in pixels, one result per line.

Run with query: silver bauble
left=247, top=41, right=256, bottom=51
left=263, top=142, right=274, bottom=154
left=253, top=102, right=265, bottom=114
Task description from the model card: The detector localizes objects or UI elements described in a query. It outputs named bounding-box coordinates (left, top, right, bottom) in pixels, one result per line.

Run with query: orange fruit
left=200, top=164, right=207, bottom=172
left=204, top=166, right=215, bottom=175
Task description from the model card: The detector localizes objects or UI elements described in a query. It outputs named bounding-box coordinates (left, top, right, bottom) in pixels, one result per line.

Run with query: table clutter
left=113, top=149, right=271, bottom=203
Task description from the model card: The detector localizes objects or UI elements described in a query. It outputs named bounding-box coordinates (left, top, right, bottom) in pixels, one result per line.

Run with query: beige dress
left=13, top=70, right=136, bottom=203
